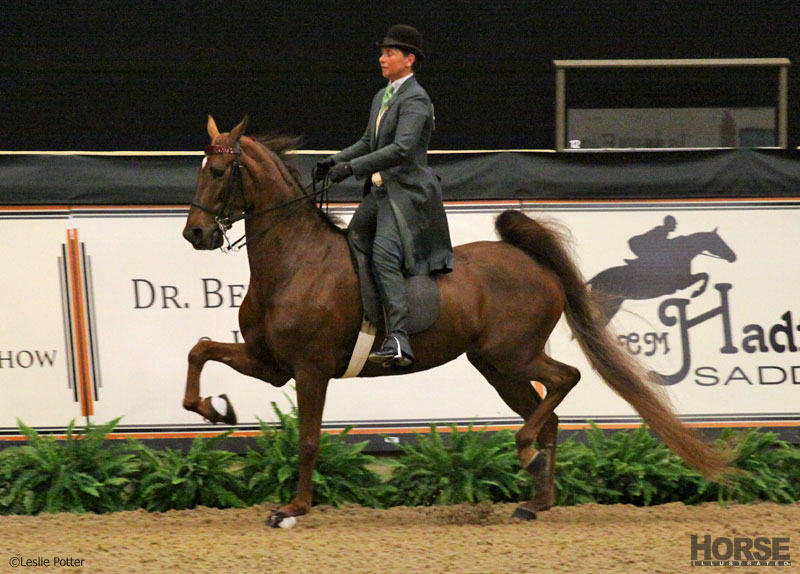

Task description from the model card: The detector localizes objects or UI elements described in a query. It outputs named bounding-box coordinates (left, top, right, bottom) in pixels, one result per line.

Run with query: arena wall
left=2, top=150, right=799, bottom=447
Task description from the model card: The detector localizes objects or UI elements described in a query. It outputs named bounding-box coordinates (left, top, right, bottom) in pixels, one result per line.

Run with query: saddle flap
left=347, top=232, right=439, bottom=335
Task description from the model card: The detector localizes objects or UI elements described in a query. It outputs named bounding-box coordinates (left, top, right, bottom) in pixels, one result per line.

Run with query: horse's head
left=183, top=115, right=249, bottom=250
left=702, top=228, right=737, bottom=262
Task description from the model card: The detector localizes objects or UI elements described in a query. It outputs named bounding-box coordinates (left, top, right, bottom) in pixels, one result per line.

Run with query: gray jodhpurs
left=348, top=186, right=409, bottom=341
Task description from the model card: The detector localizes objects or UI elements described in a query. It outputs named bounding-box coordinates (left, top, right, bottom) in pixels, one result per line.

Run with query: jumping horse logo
left=588, top=216, right=737, bottom=326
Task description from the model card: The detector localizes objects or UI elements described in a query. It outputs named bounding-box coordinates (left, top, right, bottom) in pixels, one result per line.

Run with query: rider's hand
left=313, top=158, right=335, bottom=181
left=328, top=162, right=353, bottom=183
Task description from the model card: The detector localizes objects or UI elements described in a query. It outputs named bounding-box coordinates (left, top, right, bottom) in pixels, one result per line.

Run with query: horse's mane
left=248, top=134, right=347, bottom=235
left=255, top=134, right=304, bottom=168
left=670, top=230, right=717, bottom=245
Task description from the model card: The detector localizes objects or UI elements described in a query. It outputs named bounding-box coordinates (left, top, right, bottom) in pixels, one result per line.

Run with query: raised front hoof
left=266, top=510, right=297, bottom=529
left=204, top=394, right=238, bottom=425
left=511, top=506, right=537, bottom=521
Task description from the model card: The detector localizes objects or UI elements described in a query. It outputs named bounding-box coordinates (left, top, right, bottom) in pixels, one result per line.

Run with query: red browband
left=204, top=145, right=240, bottom=155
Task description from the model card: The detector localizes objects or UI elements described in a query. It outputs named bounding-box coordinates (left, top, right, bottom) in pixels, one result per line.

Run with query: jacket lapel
left=375, top=76, right=417, bottom=145
left=368, top=93, right=382, bottom=150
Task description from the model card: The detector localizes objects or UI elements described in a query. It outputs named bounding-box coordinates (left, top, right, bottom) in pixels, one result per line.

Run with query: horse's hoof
left=210, top=394, right=237, bottom=425
left=278, top=516, right=296, bottom=528
left=511, top=506, right=537, bottom=521
left=266, top=511, right=295, bottom=529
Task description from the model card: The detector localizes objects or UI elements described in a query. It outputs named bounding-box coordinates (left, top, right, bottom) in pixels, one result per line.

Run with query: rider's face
left=379, top=48, right=414, bottom=82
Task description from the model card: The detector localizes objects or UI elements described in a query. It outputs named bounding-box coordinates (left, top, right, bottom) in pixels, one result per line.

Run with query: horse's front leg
left=266, top=371, right=330, bottom=528
left=183, top=339, right=289, bottom=423
left=689, top=272, right=709, bottom=297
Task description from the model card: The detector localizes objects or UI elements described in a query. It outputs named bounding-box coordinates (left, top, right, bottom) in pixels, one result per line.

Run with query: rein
left=193, top=143, right=332, bottom=252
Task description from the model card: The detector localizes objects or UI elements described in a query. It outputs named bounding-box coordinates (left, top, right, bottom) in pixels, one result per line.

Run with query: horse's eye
left=211, top=167, right=226, bottom=179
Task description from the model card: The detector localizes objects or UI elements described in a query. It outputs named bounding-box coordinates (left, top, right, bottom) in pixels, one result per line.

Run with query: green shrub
left=552, top=424, right=800, bottom=507
left=688, top=428, right=800, bottom=504
left=387, top=424, right=527, bottom=506
left=0, top=418, right=138, bottom=514
left=2, top=416, right=796, bottom=516
left=132, top=431, right=246, bottom=511
left=553, top=438, right=616, bottom=506
left=784, top=434, right=800, bottom=500
left=578, top=423, right=702, bottom=506
left=240, top=402, right=388, bottom=507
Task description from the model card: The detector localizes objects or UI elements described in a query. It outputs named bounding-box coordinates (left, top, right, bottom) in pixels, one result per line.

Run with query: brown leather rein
left=191, top=143, right=331, bottom=252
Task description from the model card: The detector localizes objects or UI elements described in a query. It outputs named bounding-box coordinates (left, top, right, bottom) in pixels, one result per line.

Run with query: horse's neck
left=669, top=233, right=708, bottom=258
left=242, top=150, right=344, bottom=283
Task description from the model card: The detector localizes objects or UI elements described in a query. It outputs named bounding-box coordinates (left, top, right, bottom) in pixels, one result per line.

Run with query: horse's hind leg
left=539, top=410, right=561, bottom=507
left=183, top=340, right=288, bottom=423
left=467, top=353, right=561, bottom=517
left=512, top=353, right=580, bottom=475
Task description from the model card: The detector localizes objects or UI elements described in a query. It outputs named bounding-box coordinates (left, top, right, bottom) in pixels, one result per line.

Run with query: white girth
left=341, top=316, right=378, bottom=378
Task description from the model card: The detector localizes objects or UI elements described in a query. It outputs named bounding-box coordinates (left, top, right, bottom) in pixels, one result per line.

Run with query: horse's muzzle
left=183, top=224, right=223, bottom=250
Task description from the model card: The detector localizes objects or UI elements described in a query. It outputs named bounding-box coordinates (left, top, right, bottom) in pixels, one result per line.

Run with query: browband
left=204, top=144, right=240, bottom=155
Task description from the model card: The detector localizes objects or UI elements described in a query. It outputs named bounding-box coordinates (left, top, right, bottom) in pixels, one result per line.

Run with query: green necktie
left=379, top=83, right=394, bottom=114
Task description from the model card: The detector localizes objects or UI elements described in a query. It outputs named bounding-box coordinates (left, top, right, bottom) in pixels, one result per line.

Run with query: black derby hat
left=376, top=25, right=425, bottom=61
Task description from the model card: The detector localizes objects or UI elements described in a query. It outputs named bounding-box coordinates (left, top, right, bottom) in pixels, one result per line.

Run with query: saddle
left=347, top=232, right=439, bottom=336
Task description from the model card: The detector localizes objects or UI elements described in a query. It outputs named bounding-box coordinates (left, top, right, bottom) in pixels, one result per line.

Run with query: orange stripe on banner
left=67, top=228, right=94, bottom=417
left=556, top=421, right=800, bottom=430
left=346, top=425, right=526, bottom=435
left=74, top=204, right=185, bottom=211
left=0, top=420, right=797, bottom=442
left=115, top=420, right=800, bottom=438
left=104, top=431, right=263, bottom=440
left=0, top=205, right=69, bottom=212
left=519, top=197, right=800, bottom=206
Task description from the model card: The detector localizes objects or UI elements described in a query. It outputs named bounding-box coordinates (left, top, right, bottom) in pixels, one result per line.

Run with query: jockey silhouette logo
left=588, top=216, right=737, bottom=326
left=626, top=214, right=677, bottom=264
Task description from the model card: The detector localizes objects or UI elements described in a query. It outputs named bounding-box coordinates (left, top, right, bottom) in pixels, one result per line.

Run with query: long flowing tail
left=495, top=210, right=733, bottom=479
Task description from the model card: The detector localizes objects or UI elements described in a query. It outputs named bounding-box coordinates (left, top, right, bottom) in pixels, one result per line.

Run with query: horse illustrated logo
left=588, top=216, right=737, bottom=326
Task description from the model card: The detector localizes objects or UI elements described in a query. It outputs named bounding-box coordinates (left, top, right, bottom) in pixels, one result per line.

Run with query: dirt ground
left=1, top=502, right=798, bottom=574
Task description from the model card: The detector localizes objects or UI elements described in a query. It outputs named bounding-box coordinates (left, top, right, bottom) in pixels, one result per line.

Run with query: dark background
left=3, top=1, right=799, bottom=151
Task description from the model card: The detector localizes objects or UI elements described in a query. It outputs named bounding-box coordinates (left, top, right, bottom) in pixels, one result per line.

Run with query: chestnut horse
left=182, top=116, right=732, bottom=527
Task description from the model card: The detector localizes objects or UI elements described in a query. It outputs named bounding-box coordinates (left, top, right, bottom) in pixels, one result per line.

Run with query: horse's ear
left=229, top=115, right=249, bottom=143
left=207, top=115, right=220, bottom=140
left=713, top=227, right=719, bottom=233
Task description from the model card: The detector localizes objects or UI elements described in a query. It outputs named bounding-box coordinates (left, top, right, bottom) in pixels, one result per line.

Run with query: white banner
left=0, top=211, right=79, bottom=428
left=1, top=201, right=798, bottom=439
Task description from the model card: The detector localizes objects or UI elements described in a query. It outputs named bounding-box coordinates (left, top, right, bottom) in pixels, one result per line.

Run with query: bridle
left=191, top=142, right=332, bottom=252
left=190, top=143, right=246, bottom=246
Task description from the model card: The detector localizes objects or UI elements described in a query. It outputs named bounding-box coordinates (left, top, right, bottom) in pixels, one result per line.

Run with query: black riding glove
left=328, top=162, right=353, bottom=183
left=313, top=157, right=335, bottom=181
